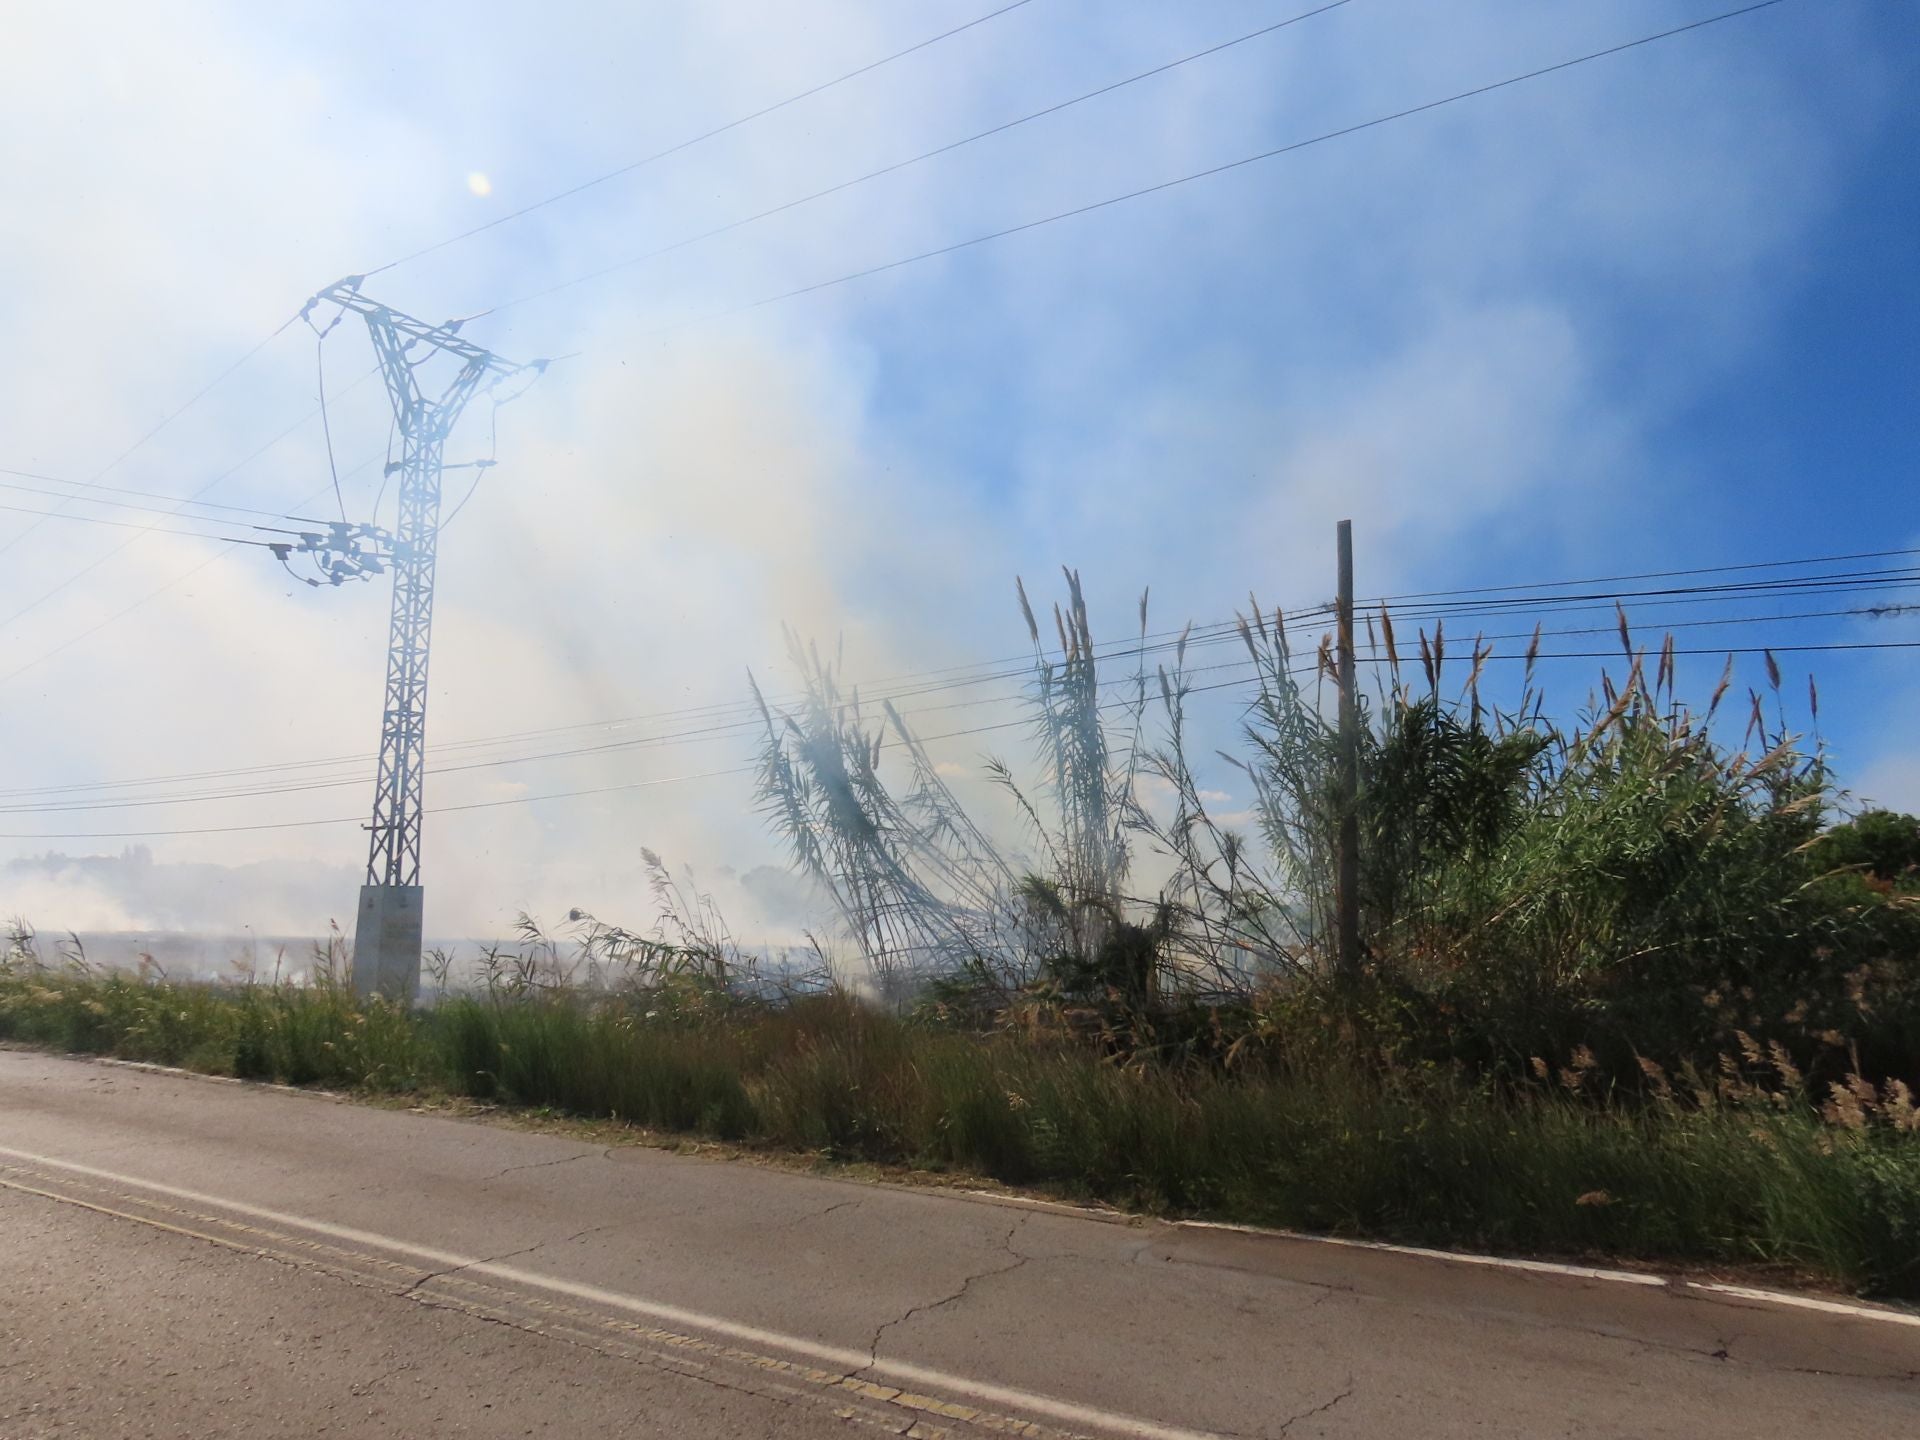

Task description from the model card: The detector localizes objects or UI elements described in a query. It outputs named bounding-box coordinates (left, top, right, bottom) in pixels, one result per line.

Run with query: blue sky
left=0, top=0, right=1913, bottom=943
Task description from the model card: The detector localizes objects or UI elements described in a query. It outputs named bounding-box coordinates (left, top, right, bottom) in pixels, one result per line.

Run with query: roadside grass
left=3, top=972, right=1915, bottom=1300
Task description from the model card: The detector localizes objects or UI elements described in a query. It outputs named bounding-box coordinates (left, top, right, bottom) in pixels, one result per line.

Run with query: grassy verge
left=3, top=970, right=1916, bottom=1300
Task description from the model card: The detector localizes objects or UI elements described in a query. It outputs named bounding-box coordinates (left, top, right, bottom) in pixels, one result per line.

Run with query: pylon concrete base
left=352, top=884, right=423, bottom=1003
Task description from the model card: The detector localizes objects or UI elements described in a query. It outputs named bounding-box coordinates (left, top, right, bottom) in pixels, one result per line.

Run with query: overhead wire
left=482, top=0, right=1354, bottom=317
left=0, top=485, right=317, bottom=535
left=569, top=0, right=1798, bottom=340
left=6, top=0, right=1333, bottom=623
left=1377, top=546, right=1920, bottom=601
left=8, top=542, right=1915, bottom=806
left=0, top=605, right=1900, bottom=818
left=5, top=0, right=1793, bottom=658
left=0, top=367, right=381, bottom=639
left=0, top=0, right=1842, bottom=827
left=0, top=467, right=328, bottom=526
left=0, top=501, right=282, bottom=548
left=0, top=584, right=1344, bottom=810
left=0, top=463, right=380, bottom=690
left=8, top=537, right=1913, bottom=782
left=6, top=570, right=1915, bottom=816
left=81, top=314, right=305, bottom=485
left=0, top=0, right=1045, bottom=589
left=1380, top=641, right=1920, bottom=668
left=6, top=618, right=1913, bottom=844
left=0, top=312, right=305, bottom=564
left=361, top=0, right=1045, bottom=279
left=1366, top=583, right=1920, bottom=634
left=0, top=665, right=1280, bottom=839
left=1373, top=567, right=1920, bottom=621
left=13, top=0, right=1800, bottom=583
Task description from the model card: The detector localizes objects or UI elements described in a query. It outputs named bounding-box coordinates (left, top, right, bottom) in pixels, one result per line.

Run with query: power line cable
left=363, top=0, right=1044, bottom=279
left=5, top=594, right=1908, bottom=817
left=0, top=468, right=326, bottom=525
left=6, top=541, right=1908, bottom=804
left=3, top=615, right=1907, bottom=827
left=1377, top=641, right=1920, bottom=667
left=1, top=600, right=1285, bottom=803
left=1380, top=567, right=1920, bottom=620
left=1377, top=545, right=1920, bottom=601
left=0, top=586, right=1325, bottom=809
left=0, top=312, right=304, bottom=562
left=6, top=564, right=1905, bottom=809
left=0, top=495, right=301, bottom=541
left=12, top=553, right=1913, bottom=805
left=0, top=501, right=279, bottom=548
left=0, top=470, right=373, bottom=690
left=0, top=0, right=1800, bottom=643
left=137, top=0, right=1778, bottom=578
left=0, top=369, right=381, bottom=639
left=1370, top=580, right=1920, bottom=632
left=85, top=315, right=304, bottom=483
left=484, top=0, right=1353, bottom=317
left=607, top=0, right=1793, bottom=336
left=4, top=634, right=1908, bottom=843
left=0, top=666, right=1265, bottom=838
left=1345, top=608, right=1920, bottom=670
left=6, top=0, right=1785, bottom=646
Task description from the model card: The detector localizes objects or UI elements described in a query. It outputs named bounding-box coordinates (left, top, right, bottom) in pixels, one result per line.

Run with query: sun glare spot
left=466, top=171, right=493, bottom=198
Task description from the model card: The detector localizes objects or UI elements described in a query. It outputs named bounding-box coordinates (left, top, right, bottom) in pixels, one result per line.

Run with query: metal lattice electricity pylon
left=299, top=277, right=544, bottom=1000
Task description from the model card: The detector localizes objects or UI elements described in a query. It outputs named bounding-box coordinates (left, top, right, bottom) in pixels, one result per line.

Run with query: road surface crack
left=399, top=1224, right=612, bottom=1297
left=859, top=1215, right=1031, bottom=1373
left=781, top=1196, right=866, bottom=1230
left=348, top=1357, right=416, bottom=1399
left=1275, top=1376, right=1354, bottom=1435
left=483, top=1150, right=599, bottom=1182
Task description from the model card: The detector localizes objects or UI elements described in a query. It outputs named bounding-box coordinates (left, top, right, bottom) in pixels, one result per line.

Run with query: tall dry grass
left=2, top=949, right=1915, bottom=1296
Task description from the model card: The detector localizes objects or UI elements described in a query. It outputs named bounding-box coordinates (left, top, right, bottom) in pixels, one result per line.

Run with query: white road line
left=1177, top=1219, right=1667, bottom=1286
left=1174, top=1219, right=1920, bottom=1328
left=0, top=1144, right=1226, bottom=1440
left=1691, top=1283, right=1920, bottom=1326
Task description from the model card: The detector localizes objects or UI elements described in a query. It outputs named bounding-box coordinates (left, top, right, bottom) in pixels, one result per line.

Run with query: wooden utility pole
left=1335, top=519, right=1361, bottom=983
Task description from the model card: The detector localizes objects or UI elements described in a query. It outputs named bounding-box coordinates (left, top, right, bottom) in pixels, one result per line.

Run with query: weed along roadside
left=5, top=578, right=1920, bottom=1302
left=3, top=969, right=1918, bottom=1302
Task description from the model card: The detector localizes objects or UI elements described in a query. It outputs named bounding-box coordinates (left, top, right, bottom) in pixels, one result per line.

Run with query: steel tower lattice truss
left=299, top=277, right=544, bottom=1000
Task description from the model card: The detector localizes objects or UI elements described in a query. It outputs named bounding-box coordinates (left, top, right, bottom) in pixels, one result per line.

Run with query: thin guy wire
left=315, top=337, right=347, bottom=522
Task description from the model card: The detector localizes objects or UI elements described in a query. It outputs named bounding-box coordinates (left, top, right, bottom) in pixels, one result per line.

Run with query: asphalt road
left=0, top=1048, right=1914, bottom=1439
